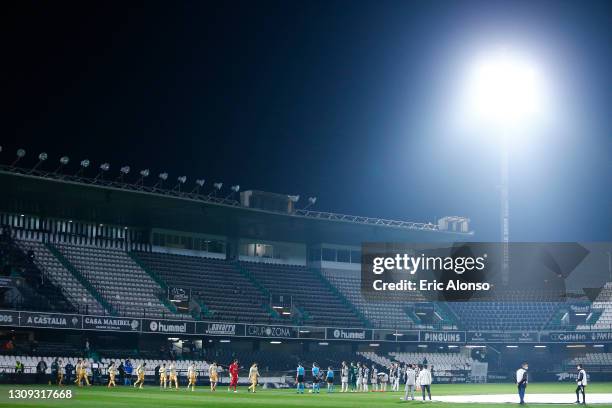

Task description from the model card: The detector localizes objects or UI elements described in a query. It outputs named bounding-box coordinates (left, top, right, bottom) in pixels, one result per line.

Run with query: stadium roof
left=0, top=166, right=471, bottom=245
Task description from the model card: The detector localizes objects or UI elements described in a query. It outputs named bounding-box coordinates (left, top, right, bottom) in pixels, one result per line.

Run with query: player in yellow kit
left=209, top=362, right=219, bottom=391
left=133, top=362, right=146, bottom=389
left=248, top=363, right=260, bottom=393
left=107, top=362, right=117, bottom=387
left=168, top=363, right=179, bottom=390
left=81, top=359, right=91, bottom=386
left=57, top=359, right=64, bottom=386
left=187, top=363, right=197, bottom=391
left=159, top=363, right=167, bottom=389
left=75, top=359, right=91, bottom=387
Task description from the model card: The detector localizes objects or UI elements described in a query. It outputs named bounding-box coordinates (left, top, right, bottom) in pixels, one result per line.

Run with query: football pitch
left=1, top=383, right=612, bottom=407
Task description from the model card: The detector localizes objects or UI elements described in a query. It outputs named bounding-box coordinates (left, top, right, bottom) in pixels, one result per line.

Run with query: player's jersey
left=297, top=366, right=305, bottom=376
left=327, top=369, right=334, bottom=379
left=188, top=366, right=196, bottom=377
left=249, top=366, right=259, bottom=380
left=341, top=366, right=348, bottom=378
left=137, top=365, right=145, bottom=375
left=363, top=368, right=370, bottom=381
left=108, top=366, right=116, bottom=376
left=577, top=369, right=587, bottom=386
left=169, top=365, right=177, bottom=376
left=229, top=363, right=239, bottom=377
left=209, top=365, right=218, bottom=378
left=159, top=366, right=166, bottom=376
left=312, top=366, right=320, bottom=378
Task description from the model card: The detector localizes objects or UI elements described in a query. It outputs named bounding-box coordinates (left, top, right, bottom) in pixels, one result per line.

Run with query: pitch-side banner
left=466, top=331, right=539, bottom=343
left=541, top=331, right=612, bottom=343
left=0, top=310, right=20, bottom=326
left=19, top=311, right=82, bottom=329
left=196, top=322, right=246, bottom=337
left=83, top=315, right=141, bottom=332
left=245, top=324, right=298, bottom=339
left=326, top=328, right=373, bottom=341
left=420, top=331, right=466, bottom=343
left=142, top=318, right=195, bottom=335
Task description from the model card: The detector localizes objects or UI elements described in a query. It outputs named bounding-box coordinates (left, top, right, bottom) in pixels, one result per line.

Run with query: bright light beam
left=461, top=49, right=547, bottom=129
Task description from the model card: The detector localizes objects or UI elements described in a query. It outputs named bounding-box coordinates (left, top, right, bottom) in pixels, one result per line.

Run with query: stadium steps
left=233, top=261, right=280, bottom=319
left=433, top=301, right=461, bottom=330
left=311, top=267, right=371, bottom=328
left=45, top=243, right=115, bottom=315
left=587, top=308, right=603, bottom=325
left=4, top=236, right=75, bottom=313
left=128, top=251, right=181, bottom=316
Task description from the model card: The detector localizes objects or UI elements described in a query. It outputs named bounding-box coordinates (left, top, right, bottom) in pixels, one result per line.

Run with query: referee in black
left=575, top=364, right=587, bottom=405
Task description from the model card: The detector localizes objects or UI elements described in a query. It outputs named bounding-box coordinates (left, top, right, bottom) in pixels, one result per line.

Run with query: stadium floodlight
left=30, top=152, right=48, bottom=172
left=460, top=48, right=548, bottom=286
left=116, top=165, right=130, bottom=182
left=462, top=49, right=546, bottom=128
left=75, top=159, right=90, bottom=176
left=54, top=156, right=70, bottom=174
left=94, top=162, right=110, bottom=180
left=10, top=148, right=26, bottom=166
left=191, top=179, right=206, bottom=193
left=153, top=172, right=168, bottom=188
left=135, top=169, right=149, bottom=186
left=173, top=176, right=187, bottom=191
left=208, top=182, right=223, bottom=198
left=224, top=185, right=240, bottom=200
left=303, top=196, right=317, bottom=210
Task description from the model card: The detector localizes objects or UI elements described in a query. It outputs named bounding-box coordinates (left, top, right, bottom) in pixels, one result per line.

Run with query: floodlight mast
left=465, top=49, right=545, bottom=286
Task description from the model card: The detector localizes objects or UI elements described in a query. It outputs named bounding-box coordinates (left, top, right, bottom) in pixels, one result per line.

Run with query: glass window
left=351, top=250, right=361, bottom=263
left=337, top=249, right=350, bottom=263
left=321, top=248, right=336, bottom=262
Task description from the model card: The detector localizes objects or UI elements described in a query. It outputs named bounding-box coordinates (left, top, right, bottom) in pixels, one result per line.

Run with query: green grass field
left=1, top=383, right=611, bottom=407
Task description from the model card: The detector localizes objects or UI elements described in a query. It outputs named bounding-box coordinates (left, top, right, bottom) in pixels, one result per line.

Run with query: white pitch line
left=433, top=393, right=612, bottom=404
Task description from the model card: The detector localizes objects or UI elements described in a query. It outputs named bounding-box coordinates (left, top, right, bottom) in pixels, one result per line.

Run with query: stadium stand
left=53, top=243, right=184, bottom=319
left=567, top=352, right=612, bottom=371
left=389, top=351, right=475, bottom=371
left=132, top=251, right=279, bottom=323
left=14, top=239, right=106, bottom=315
left=449, top=302, right=559, bottom=331
left=577, top=282, right=612, bottom=330
left=322, top=268, right=424, bottom=329
left=239, top=261, right=364, bottom=327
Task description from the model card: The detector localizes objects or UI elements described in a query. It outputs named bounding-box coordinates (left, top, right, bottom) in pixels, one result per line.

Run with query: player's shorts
left=169, top=374, right=177, bottom=381
left=110, top=374, right=115, bottom=381
left=371, top=378, right=377, bottom=384
left=138, top=373, right=145, bottom=381
left=327, top=377, right=334, bottom=384
left=230, top=375, right=238, bottom=386
left=297, top=375, right=304, bottom=383
left=249, top=376, right=258, bottom=384
left=362, top=378, right=368, bottom=385
left=189, top=374, right=196, bottom=382
left=313, top=377, right=320, bottom=384
left=341, top=376, right=348, bottom=383
left=210, top=373, right=218, bottom=382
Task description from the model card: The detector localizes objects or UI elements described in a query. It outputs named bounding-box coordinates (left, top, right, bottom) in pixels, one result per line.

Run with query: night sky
left=2, top=1, right=611, bottom=241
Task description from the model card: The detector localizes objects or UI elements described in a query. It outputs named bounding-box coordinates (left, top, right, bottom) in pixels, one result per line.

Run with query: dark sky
left=2, top=1, right=611, bottom=241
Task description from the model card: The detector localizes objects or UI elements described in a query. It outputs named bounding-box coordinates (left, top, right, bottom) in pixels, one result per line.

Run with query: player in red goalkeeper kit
left=228, top=359, right=239, bottom=393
